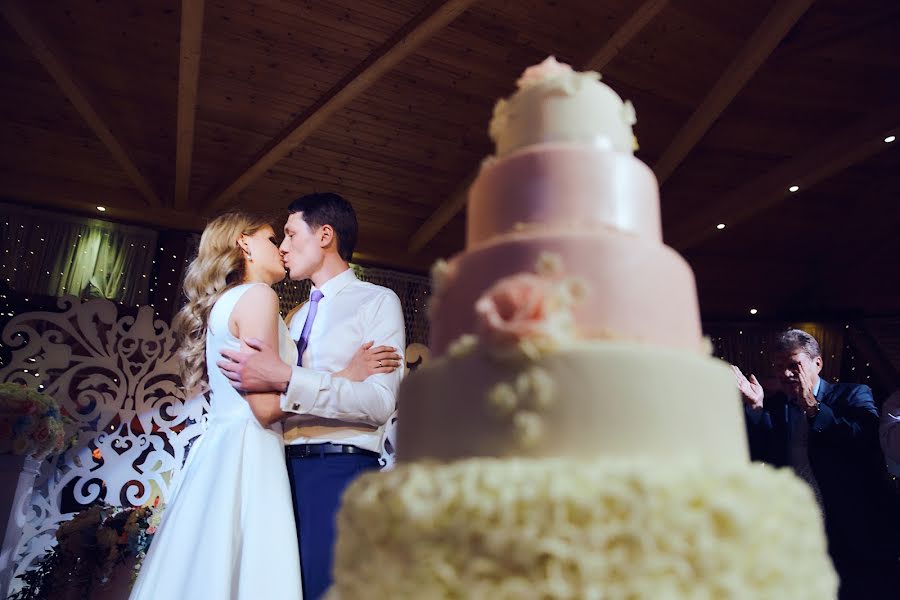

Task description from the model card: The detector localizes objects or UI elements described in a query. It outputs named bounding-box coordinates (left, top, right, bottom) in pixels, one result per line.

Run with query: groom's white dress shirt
left=281, top=268, right=405, bottom=453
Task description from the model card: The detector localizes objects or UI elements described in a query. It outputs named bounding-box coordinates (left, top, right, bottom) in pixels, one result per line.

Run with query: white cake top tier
left=488, top=56, right=637, bottom=157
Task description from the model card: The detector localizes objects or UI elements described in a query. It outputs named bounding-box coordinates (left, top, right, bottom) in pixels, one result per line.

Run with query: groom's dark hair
left=288, top=192, right=358, bottom=262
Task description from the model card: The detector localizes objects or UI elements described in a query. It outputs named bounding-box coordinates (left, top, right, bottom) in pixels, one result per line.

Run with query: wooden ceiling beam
left=1, top=1, right=162, bottom=208
left=670, top=107, right=900, bottom=250
left=205, top=0, right=479, bottom=212
left=583, top=0, right=669, bottom=72
left=653, top=0, right=816, bottom=185
left=174, top=0, right=205, bottom=210
left=407, top=172, right=474, bottom=254
left=407, top=0, right=669, bottom=254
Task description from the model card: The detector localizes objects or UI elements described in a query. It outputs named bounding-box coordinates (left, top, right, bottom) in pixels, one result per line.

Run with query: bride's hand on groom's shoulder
left=335, top=341, right=403, bottom=382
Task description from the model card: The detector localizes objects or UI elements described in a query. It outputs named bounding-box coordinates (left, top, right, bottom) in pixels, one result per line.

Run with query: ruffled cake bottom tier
left=328, top=459, right=837, bottom=600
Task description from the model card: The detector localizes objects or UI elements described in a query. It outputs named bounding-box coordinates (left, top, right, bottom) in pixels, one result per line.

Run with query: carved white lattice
left=0, top=296, right=429, bottom=592
left=0, top=297, right=207, bottom=593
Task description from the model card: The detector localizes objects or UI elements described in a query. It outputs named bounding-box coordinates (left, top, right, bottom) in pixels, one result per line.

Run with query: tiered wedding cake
left=328, top=58, right=836, bottom=599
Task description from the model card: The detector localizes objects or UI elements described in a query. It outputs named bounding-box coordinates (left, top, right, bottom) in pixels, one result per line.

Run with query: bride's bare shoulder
left=229, top=284, right=280, bottom=331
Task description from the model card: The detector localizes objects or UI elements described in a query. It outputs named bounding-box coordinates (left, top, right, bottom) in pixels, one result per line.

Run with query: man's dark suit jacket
left=744, top=379, right=895, bottom=570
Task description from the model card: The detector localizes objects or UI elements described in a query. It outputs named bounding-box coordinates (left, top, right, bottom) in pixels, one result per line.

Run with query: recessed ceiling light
left=788, top=185, right=799, bottom=193
left=716, top=223, right=726, bottom=230
left=97, top=206, right=107, bottom=212
left=886, top=135, right=896, bottom=143
left=750, top=308, right=758, bottom=315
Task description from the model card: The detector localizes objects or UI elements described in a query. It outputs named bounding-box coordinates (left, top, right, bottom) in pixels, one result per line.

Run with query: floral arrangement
left=0, top=382, right=70, bottom=459
left=9, top=501, right=162, bottom=600
left=474, top=252, right=586, bottom=358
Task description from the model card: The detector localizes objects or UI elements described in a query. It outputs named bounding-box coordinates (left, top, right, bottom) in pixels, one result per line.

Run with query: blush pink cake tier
left=327, top=57, right=837, bottom=600
left=430, top=225, right=702, bottom=356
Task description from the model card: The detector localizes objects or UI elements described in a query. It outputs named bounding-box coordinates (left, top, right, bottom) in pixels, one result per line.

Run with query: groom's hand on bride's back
left=218, top=338, right=292, bottom=394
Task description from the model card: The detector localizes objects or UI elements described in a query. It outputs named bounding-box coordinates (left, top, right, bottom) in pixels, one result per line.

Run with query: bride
left=130, top=212, right=396, bottom=599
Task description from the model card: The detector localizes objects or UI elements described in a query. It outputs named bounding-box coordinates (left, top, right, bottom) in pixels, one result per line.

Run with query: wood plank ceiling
left=1, top=0, right=899, bottom=319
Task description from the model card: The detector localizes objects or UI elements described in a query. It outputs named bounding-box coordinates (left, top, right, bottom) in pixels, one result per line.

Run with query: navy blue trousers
left=286, top=453, right=380, bottom=599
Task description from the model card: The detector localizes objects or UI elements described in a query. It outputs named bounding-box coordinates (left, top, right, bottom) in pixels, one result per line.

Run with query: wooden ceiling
left=1, top=0, right=899, bottom=319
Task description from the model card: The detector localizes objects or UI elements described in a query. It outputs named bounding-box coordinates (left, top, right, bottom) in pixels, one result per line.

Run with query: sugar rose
left=475, top=273, right=555, bottom=345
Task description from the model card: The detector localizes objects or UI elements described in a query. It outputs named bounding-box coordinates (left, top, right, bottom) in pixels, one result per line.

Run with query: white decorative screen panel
left=0, top=297, right=206, bottom=591
left=0, top=294, right=429, bottom=593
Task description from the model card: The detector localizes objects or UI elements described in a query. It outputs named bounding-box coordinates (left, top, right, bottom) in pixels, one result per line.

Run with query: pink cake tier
left=430, top=129, right=705, bottom=355
left=430, top=228, right=702, bottom=355
left=467, top=143, right=661, bottom=246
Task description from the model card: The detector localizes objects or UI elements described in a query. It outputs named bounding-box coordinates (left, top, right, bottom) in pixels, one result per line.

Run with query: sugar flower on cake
left=486, top=366, right=555, bottom=420
left=486, top=366, right=555, bottom=448
left=515, top=367, right=555, bottom=410
left=475, top=273, right=563, bottom=347
left=427, top=258, right=456, bottom=322
left=490, top=56, right=593, bottom=144
left=516, top=56, right=578, bottom=89
left=486, top=382, right=518, bottom=417
left=447, top=333, right=479, bottom=359
left=534, top=251, right=564, bottom=278
left=429, top=258, right=453, bottom=296
left=512, top=411, right=544, bottom=448
left=474, top=253, right=586, bottom=356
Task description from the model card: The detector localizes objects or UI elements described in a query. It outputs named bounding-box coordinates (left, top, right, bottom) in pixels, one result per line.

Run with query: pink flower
left=475, top=274, right=555, bottom=345
left=146, top=526, right=157, bottom=535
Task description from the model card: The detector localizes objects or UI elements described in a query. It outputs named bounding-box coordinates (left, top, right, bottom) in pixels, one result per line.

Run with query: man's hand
left=218, top=338, right=292, bottom=394
left=795, top=361, right=818, bottom=416
left=731, top=364, right=764, bottom=410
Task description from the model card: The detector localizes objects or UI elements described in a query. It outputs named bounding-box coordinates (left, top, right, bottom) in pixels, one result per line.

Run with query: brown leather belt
left=286, top=443, right=379, bottom=459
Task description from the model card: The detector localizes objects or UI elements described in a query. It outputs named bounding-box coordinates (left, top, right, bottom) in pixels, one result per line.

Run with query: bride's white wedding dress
left=130, top=283, right=303, bottom=599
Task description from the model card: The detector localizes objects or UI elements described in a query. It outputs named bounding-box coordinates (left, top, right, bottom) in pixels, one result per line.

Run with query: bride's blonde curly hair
left=173, top=212, right=273, bottom=394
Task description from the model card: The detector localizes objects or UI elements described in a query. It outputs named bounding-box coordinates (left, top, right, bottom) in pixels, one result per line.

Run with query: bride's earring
left=238, top=239, right=253, bottom=262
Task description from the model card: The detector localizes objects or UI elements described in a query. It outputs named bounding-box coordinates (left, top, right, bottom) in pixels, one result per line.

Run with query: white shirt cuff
left=280, top=366, right=326, bottom=414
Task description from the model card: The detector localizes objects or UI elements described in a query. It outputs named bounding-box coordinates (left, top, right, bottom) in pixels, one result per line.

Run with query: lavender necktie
left=296, top=290, right=324, bottom=366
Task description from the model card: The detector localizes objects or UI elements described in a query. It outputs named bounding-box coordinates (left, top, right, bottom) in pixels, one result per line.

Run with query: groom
left=218, top=192, right=406, bottom=598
